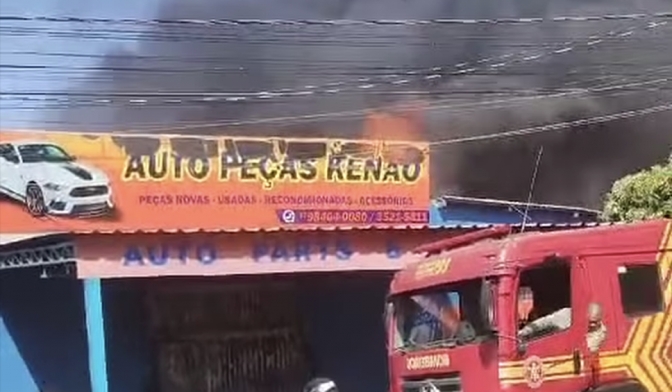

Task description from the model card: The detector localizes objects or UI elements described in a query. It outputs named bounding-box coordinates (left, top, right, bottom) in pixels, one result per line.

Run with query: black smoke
left=55, top=0, right=672, bottom=208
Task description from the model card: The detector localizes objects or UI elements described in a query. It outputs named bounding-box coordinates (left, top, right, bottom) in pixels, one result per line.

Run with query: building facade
left=0, top=130, right=599, bottom=392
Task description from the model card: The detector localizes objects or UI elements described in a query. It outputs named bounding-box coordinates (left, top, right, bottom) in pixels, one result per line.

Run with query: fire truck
left=385, top=219, right=672, bottom=392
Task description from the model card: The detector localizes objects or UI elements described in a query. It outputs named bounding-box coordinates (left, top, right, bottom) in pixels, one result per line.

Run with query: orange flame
left=361, top=103, right=426, bottom=142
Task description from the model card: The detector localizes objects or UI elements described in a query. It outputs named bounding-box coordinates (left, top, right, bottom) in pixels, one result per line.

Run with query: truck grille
left=70, top=185, right=109, bottom=197
left=403, top=375, right=462, bottom=392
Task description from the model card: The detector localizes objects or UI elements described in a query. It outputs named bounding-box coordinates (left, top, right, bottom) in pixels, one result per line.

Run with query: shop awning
left=0, top=232, right=62, bottom=246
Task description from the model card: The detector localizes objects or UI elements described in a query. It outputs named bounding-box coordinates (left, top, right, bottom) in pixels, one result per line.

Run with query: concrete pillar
left=83, top=279, right=109, bottom=392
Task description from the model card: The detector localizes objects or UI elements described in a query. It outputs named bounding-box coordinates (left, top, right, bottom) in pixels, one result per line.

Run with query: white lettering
left=405, top=354, right=451, bottom=370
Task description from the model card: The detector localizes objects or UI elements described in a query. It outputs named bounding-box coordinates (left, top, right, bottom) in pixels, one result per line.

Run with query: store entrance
left=146, top=278, right=311, bottom=392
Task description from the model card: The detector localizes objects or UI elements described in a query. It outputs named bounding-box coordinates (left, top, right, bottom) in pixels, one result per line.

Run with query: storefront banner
left=75, top=230, right=448, bottom=278
left=0, top=131, right=430, bottom=233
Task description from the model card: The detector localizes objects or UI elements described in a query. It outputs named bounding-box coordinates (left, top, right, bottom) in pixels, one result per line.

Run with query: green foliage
left=602, top=155, right=672, bottom=222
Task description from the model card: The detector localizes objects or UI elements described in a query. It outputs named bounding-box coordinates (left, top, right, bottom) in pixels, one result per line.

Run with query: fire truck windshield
left=391, top=278, right=489, bottom=351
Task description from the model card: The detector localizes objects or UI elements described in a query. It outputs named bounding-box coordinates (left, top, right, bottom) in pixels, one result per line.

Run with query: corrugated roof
left=0, top=221, right=613, bottom=242
left=434, top=195, right=601, bottom=215
left=72, top=220, right=610, bottom=234
left=71, top=224, right=432, bottom=234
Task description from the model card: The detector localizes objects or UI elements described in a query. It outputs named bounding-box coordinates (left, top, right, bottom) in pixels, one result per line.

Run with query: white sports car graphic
left=0, top=140, right=114, bottom=217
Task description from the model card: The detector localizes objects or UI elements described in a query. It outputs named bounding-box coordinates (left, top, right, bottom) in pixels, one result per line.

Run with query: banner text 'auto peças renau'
left=121, top=137, right=427, bottom=190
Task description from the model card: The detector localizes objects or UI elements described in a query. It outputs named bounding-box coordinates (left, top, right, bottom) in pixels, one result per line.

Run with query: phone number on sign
left=280, top=209, right=429, bottom=225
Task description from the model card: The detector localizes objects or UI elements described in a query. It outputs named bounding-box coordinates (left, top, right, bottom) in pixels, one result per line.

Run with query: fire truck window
left=618, top=264, right=664, bottom=317
left=393, top=279, right=489, bottom=349
left=517, top=259, right=572, bottom=341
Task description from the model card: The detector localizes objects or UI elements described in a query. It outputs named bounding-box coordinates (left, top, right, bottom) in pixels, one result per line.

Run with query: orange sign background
left=0, top=130, right=429, bottom=233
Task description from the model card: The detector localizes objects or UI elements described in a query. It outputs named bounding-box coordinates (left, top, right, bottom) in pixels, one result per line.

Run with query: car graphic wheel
left=25, top=184, right=47, bottom=217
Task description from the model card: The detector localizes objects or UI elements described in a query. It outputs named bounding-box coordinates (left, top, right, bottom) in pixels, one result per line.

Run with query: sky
left=0, top=0, right=161, bottom=128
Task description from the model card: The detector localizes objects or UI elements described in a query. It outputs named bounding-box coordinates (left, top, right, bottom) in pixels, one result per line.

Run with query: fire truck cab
left=386, top=219, right=672, bottom=392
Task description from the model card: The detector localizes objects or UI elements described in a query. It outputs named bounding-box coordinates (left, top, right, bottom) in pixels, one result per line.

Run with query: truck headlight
left=44, top=182, right=65, bottom=191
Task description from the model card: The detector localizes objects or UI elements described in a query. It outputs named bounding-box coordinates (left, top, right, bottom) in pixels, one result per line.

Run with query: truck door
left=505, top=256, right=591, bottom=392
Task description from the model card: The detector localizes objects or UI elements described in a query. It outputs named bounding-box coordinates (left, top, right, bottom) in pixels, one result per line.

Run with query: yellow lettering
left=121, top=151, right=170, bottom=182
left=415, top=258, right=451, bottom=279
left=122, top=149, right=213, bottom=182
left=229, top=157, right=318, bottom=190
left=325, top=156, right=424, bottom=184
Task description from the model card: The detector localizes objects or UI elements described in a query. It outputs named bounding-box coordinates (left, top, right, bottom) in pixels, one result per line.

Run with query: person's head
left=304, top=378, right=338, bottom=392
left=587, top=302, right=603, bottom=331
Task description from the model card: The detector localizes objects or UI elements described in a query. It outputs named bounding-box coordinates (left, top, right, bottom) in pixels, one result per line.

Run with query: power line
left=2, top=26, right=666, bottom=58
left=1, top=21, right=667, bottom=106
left=3, top=60, right=670, bottom=136
left=3, top=101, right=670, bottom=156
left=1, top=19, right=666, bottom=45
left=1, top=65, right=672, bottom=124
left=0, top=26, right=543, bottom=43
left=2, top=78, right=669, bottom=112
left=39, top=76, right=661, bottom=131
left=431, top=102, right=672, bottom=146
left=2, top=75, right=666, bottom=129
left=0, top=19, right=666, bottom=106
left=1, top=12, right=671, bottom=27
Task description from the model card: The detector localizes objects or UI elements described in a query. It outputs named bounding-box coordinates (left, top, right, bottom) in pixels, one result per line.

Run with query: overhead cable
left=0, top=18, right=666, bottom=106
left=1, top=12, right=671, bottom=26
left=431, top=102, right=672, bottom=146
left=3, top=74, right=670, bottom=111
left=3, top=102, right=671, bottom=153
left=46, top=76, right=663, bottom=131
left=1, top=21, right=667, bottom=106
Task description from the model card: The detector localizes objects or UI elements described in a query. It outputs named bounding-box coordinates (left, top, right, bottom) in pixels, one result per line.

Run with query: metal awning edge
left=434, top=195, right=601, bottom=214
left=0, top=232, right=64, bottom=246
left=0, top=221, right=613, bottom=237
left=58, top=221, right=610, bottom=235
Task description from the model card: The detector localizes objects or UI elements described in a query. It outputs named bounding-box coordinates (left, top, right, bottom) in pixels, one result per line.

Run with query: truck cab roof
left=390, top=219, right=671, bottom=295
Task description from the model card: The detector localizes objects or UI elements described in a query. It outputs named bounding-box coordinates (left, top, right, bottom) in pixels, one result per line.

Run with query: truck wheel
left=25, top=183, right=47, bottom=217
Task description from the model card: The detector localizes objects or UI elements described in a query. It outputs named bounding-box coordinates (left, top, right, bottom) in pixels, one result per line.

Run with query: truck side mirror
left=480, top=279, right=497, bottom=334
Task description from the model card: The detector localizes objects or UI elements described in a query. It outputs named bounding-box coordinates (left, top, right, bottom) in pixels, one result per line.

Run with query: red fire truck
left=385, top=219, right=672, bottom=392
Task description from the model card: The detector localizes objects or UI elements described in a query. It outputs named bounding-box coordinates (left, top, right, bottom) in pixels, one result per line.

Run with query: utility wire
left=85, top=77, right=672, bottom=128
left=4, top=69, right=663, bottom=129
left=432, top=102, right=672, bottom=146
left=1, top=12, right=671, bottom=26
left=0, top=19, right=666, bottom=101
left=2, top=87, right=664, bottom=112
left=1, top=21, right=667, bottom=105
left=3, top=77, right=670, bottom=112
left=1, top=20, right=665, bottom=45
left=4, top=101, right=671, bottom=155
left=3, top=75, right=666, bottom=129
left=5, top=75, right=657, bottom=129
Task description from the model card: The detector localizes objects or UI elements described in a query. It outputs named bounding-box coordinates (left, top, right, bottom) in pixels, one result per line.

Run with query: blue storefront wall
left=0, top=268, right=90, bottom=392
left=0, top=197, right=599, bottom=392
